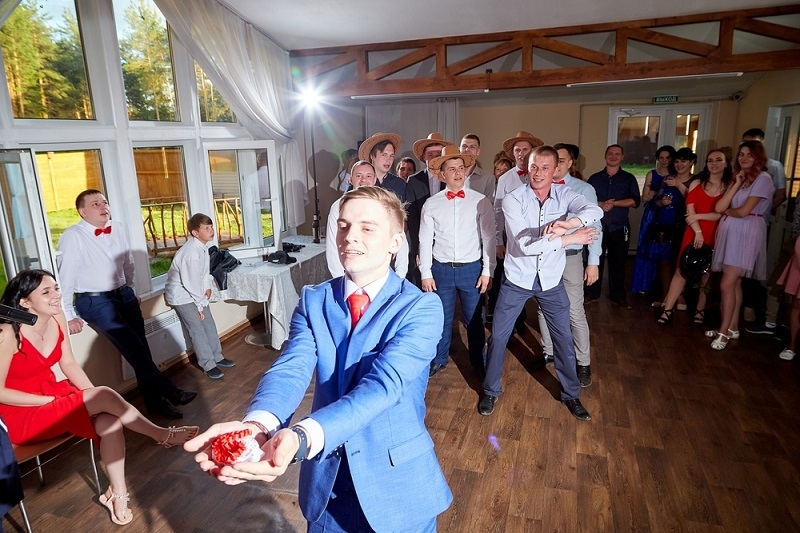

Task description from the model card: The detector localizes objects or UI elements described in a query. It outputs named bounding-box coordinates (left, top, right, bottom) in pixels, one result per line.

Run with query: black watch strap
left=289, top=426, right=308, bottom=464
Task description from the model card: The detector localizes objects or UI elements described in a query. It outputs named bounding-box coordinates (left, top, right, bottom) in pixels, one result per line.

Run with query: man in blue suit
left=186, top=186, right=452, bottom=532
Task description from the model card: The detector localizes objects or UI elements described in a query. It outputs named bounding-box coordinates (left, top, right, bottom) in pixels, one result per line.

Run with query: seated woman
left=0, top=270, right=199, bottom=526
left=706, top=141, right=775, bottom=349
left=657, top=149, right=731, bottom=325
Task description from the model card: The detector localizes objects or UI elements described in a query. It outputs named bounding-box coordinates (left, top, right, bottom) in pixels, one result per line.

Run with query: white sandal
left=99, top=489, right=132, bottom=526
left=710, top=332, right=730, bottom=350
left=157, top=425, right=199, bottom=448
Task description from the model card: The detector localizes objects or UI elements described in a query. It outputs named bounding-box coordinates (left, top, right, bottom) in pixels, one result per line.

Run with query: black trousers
left=586, top=226, right=629, bottom=302
left=75, top=286, right=178, bottom=410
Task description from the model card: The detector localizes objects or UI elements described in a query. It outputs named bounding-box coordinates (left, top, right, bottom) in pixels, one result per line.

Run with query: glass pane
left=256, top=149, right=274, bottom=246
left=0, top=251, right=6, bottom=295
left=114, top=0, right=178, bottom=121
left=208, top=149, right=244, bottom=250
left=133, top=147, right=187, bottom=277
left=0, top=157, right=45, bottom=271
left=0, top=0, right=94, bottom=119
left=617, top=115, right=661, bottom=180
left=674, top=114, right=700, bottom=152
left=35, top=150, right=104, bottom=249
left=196, top=63, right=234, bottom=123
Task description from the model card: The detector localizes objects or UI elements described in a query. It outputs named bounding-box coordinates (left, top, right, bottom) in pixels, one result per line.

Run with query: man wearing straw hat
left=406, top=132, right=455, bottom=286
left=420, top=146, right=495, bottom=379
left=358, top=132, right=406, bottom=202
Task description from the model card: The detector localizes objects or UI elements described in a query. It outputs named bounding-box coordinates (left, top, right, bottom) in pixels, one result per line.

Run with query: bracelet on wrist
left=243, top=420, right=271, bottom=439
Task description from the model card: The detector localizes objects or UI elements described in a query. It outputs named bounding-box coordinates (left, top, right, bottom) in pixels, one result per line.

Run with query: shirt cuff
left=242, top=410, right=281, bottom=437
left=294, top=418, right=324, bottom=460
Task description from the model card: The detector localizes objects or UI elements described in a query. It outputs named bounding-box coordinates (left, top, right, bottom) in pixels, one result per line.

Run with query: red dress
left=677, top=183, right=723, bottom=259
left=0, top=323, right=97, bottom=445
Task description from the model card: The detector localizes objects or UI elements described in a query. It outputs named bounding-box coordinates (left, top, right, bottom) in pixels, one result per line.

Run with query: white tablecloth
left=212, top=236, right=329, bottom=349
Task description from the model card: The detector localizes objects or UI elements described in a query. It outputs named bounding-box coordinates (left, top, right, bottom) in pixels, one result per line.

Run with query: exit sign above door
left=653, top=95, right=679, bottom=104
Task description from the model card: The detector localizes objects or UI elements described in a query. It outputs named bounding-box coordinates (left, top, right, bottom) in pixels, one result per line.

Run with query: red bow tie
left=94, top=226, right=112, bottom=236
left=446, top=190, right=466, bottom=200
left=553, top=179, right=565, bottom=185
left=517, top=170, right=528, bottom=176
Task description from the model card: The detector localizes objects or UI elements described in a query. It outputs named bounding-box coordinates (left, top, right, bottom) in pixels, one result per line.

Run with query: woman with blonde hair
left=705, top=141, right=775, bottom=349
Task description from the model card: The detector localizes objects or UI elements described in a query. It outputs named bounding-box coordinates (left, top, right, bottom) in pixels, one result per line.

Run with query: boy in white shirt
left=165, top=214, right=235, bottom=379
left=420, top=146, right=495, bottom=379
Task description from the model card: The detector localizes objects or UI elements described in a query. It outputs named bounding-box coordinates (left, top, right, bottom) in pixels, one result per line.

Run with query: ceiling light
left=566, top=72, right=743, bottom=88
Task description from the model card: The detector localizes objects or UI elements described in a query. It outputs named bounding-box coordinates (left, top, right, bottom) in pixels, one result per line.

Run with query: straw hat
left=412, top=132, right=455, bottom=160
left=427, top=145, right=476, bottom=181
left=502, top=131, right=544, bottom=158
left=358, top=132, right=402, bottom=162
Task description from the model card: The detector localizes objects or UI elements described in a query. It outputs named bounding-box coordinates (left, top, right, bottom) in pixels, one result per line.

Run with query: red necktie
left=553, top=180, right=565, bottom=185
left=517, top=170, right=528, bottom=176
left=347, top=292, right=370, bottom=328
left=446, top=190, right=465, bottom=200
left=94, top=226, right=112, bottom=236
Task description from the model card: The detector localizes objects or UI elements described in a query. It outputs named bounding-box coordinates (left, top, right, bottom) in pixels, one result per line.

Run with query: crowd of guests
left=1, top=124, right=793, bottom=528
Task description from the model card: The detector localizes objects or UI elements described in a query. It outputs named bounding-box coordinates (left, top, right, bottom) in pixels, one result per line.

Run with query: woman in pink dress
left=657, top=149, right=731, bottom=325
left=705, top=141, right=776, bottom=350
left=0, top=270, right=199, bottom=526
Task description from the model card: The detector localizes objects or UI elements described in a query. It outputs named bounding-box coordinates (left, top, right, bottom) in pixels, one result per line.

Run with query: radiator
left=121, top=310, right=191, bottom=381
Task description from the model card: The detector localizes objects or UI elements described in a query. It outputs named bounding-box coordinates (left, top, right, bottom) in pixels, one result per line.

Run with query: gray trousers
left=173, top=303, right=223, bottom=371
left=538, top=252, right=591, bottom=366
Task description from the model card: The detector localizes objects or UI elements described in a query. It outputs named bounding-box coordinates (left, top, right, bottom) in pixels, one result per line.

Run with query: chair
left=11, top=435, right=101, bottom=533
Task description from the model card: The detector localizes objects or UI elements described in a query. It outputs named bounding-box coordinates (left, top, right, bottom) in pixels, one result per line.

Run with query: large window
left=35, top=149, right=105, bottom=249
left=196, top=63, right=234, bottom=123
left=133, top=146, right=188, bottom=277
left=113, top=0, right=178, bottom=121
left=0, top=0, right=94, bottom=119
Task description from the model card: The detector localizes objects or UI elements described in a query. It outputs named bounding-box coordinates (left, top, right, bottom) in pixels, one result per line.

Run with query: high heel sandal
left=693, top=309, right=705, bottom=325
left=705, top=328, right=739, bottom=340
left=99, top=489, right=133, bottom=526
left=710, top=332, right=730, bottom=350
left=157, top=425, right=200, bottom=448
left=657, top=308, right=674, bottom=326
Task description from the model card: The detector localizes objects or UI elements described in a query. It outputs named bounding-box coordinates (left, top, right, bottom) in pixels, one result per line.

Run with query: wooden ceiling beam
left=735, top=17, right=800, bottom=44
left=447, top=40, right=520, bottom=76
left=530, top=36, right=613, bottom=65
left=366, top=46, right=436, bottom=81
left=625, top=27, right=716, bottom=57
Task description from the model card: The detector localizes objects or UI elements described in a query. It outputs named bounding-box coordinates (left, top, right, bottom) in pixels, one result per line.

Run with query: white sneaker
left=779, top=348, right=796, bottom=361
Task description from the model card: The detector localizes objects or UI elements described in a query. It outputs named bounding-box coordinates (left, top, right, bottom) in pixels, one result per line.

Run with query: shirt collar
left=345, top=269, right=390, bottom=301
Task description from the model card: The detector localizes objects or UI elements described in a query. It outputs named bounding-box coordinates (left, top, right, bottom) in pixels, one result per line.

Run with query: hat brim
left=427, top=153, right=477, bottom=181
left=358, top=133, right=402, bottom=162
left=412, top=138, right=455, bottom=160
left=502, top=135, right=544, bottom=158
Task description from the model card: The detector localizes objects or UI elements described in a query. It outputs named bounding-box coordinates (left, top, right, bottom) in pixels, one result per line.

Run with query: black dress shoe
left=148, top=400, right=183, bottom=419
left=429, top=363, right=446, bottom=377
left=478, top=394, right=497, bottom=416
left=563, top=398, right=591, bottom=421
left=577, top=365, right=592, bottom=387
left=216, top=358, right=236, bottom=368
left=167, top=389, right=198, bottom=406
left=543, top=353, right=555, bottom=366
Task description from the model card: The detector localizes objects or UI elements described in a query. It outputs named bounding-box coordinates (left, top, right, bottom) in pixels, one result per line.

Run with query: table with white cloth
left=211, top=236, right=329, bottom=349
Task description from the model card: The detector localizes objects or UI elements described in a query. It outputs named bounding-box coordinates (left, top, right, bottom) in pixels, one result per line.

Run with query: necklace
left=28, top=319, right=49, bottom=341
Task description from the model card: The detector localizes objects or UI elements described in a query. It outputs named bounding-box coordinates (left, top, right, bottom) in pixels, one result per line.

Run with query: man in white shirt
left=536, top=143, right=602, bottom=388
left=331, top=149, right=358, bottom=193
left=459, top=134, right=495, bottom=202
left=480, top=147, right=601, bottom=420
left=326, top=161, right=409, bottom=278
left=420, top=146, right=495, bottom=379
left=405, top=132, right=455, bottom=286
left=57, top=189, right=196, bottom=419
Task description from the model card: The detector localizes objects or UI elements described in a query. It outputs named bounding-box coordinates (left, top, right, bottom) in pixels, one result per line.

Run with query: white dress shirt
left=164, top=236, right=214, bottom=311
left=326, top=197, right=409, bottom=279
left=561, top=174, right=603, bottom=266
left=465, top=165, right=496, bottom=203
left=493, top=166, right=528, bottom=244
left=503, top=183, right=602, bottom=291
left=57, top=219, right=135, bottom=321
left=418, top=187, right=496, bottom=279
left=244, top=270, right=391, bottom=460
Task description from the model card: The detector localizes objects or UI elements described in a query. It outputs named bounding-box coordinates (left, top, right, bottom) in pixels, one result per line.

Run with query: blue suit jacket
left=246, top=271, right=452, bottom=530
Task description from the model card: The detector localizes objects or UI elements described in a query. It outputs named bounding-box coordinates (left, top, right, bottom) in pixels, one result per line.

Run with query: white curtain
left=365, top=99, right=460, bottom=161
left=153, top=0, right=307, bottom=227
left=0, top=0, right=21, bottom=26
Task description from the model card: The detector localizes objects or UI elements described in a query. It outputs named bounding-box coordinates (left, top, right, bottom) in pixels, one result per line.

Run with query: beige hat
left=358, top=132, right=402, bottom=162
left=502, top=131, right=544, bottom=158
left=412, top=132, right=455, bottom=161
left=427, top=145, right=477, bottom=181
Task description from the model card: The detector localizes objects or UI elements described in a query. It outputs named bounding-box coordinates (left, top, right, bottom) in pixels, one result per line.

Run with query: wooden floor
left=4, top=292, right=800, bottom=532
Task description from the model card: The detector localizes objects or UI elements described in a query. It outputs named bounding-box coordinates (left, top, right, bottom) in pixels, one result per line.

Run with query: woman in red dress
left=0, top=270, right=199, bottom=526
left=657, top=149, right=732, bottom=325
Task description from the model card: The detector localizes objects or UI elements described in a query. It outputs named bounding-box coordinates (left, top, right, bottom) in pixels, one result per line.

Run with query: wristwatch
left=289, top=426, right=308, bottom=464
